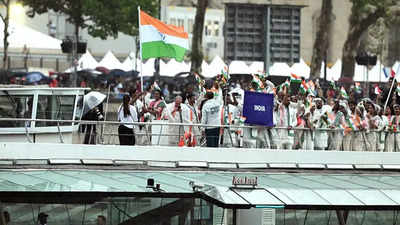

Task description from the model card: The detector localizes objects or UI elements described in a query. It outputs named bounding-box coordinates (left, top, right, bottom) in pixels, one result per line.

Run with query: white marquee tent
left=0, top=21, right=62, bottom=50
left=203, top=55, right=227, bottom=77
left=78, top=51, right=99, bottom=70
left=291, top=59, right=310, bottom=79
left=70, top=52, right=400, bottom=83
left=98, top=51, right=123, bottom=70
left=121, top=53, right=136, bottom=71
left=249, top=61, right=264, bottom=74
left=229, top=61, right=250, bottom=74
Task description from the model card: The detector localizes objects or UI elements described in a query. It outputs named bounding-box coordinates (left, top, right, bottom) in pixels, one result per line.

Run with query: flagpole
left=384, top=64, right=400, bottom=111
left=138, top=6, right=144, bottom=92
left=384, top=78, right=395, bottom=111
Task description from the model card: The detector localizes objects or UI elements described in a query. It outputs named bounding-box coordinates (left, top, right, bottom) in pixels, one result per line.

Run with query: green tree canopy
left=341, top=0, right=399, bottom=79
left=20, top=0, right=158, bottom=39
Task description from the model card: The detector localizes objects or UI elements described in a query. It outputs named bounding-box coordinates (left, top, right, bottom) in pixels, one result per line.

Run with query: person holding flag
left=147, top=83, right=166, bottom=120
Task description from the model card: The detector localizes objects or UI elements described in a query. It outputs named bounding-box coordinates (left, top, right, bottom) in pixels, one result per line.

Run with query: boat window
left=36, top=95, right=76, bottom=126
left=0, top=95, right=33, bottom=127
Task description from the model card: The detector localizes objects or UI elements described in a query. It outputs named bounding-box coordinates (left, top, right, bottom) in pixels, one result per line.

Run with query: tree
left=20, top=0, right=158, bottom=41
left=0, top=0, right=11, bottom=69
left=20, top=0, right=158, bottom=86
left=190, top=0, right=208, bottom=74
left=341, top=0, right=398, bottom=80
left=310, top=0, right=333, bottom=79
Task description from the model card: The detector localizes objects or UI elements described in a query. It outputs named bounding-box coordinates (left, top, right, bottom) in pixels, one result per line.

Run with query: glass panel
left=233, top=189, right=283, bottom=205
left=272, top=188, right=331, bottom=205
left=347, top=190, right=398, bottom=205
left=203, top=186, right=249, bottom=205
left=380, top=190, right=400, bottom=204
left=37, top=95, right=75, bottom=126
left=329, top=175, right=396, bottom=189
left=26, top=170, right=109, bottom=192
left=0, top=95, right=33, bottom=127
left=276, top=210, right=339, bottom=225
left=366, top=176, right=400, bottom=188
left=266, top=175, right=336, bottom=189
left=55, top=171, right=134, bottom=192
left=313, top=189, right=364, bottom=205
left=129, top=172, right=193, bottom=192
left=300, top=175, right=367, bottom=189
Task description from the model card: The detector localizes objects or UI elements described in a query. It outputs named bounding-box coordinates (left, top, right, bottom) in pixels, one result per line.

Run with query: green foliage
left=349, top=0, right=397, bottom=23
left=20, top=0, right=158, bottom=39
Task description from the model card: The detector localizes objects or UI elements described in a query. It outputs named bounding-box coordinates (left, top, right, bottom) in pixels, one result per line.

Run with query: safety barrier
left=0, top=118, right=398, bottom=151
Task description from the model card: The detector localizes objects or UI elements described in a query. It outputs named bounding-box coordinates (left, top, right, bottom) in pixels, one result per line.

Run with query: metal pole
left=138, top=7, right=144, bottom=92
left=367, top=56, right=370, bottom=97
left=324, top=51, right=327, bottom=81
left=72, top=34, right=78, bottom=87
left=265, top=6, right=271, bottom=75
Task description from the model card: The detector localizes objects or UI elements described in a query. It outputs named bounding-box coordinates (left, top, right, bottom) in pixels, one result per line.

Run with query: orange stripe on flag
left=140, top=11, right=188, bottom=39
left=291, top=73, right=300, bottom=79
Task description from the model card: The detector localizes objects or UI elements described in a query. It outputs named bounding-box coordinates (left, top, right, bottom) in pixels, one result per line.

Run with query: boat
left=0, top=85, right=88, bottom=143
left=0, top=86, right=399, bottom=225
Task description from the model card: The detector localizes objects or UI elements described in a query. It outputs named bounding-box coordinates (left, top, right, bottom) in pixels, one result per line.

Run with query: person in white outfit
left=118, top=95, right=138, bottom=145
left=163, top=96, right=190, bottom=146
left=276, top=94, right=297, bottom=149
left=200, top=92, right=222, bottom=147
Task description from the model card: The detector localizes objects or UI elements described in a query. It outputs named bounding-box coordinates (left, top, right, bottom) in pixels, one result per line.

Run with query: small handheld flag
left=152, top=81, right=161, bottom=91
left=383, top=67, right=396, bottom=78
left=221, top=66, right=230, bottom=83
left=340, top=87, right=349, bottom=99
left=252, top=74, right=264, bottom=90
left=374, top=85, right=382, bottom=95
left=290, top=73, right=301, bottom=83
left=354, top=82, right=361, bottom=92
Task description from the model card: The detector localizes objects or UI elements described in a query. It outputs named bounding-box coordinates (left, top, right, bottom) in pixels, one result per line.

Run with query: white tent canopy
left=78, top=51, right=99, bottom=70
left=327, top=59, right=341, bottom=81
left=204, top=55, right=227, bottom=77
left=269, top=62, right=291, bottom=77
left=291, top=58, right=310, bottom=79
left=229, top=61, right=250, bottom=74
left=98, top=50, right=123, bottom=70
left=121, top=53, right=136, bottom=71
left=67, top=51, right=400, bottom=82
left=0, top=21, right=62, bottom=50
left=141, top=58, right=155, bottom=76
left=160, top=59, right=190, bottom=77
left=249, top=61, right=264, bottom=74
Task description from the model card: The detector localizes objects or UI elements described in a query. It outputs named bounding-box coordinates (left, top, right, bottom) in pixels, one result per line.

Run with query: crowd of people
left=113, top=72, right=400, bottom=152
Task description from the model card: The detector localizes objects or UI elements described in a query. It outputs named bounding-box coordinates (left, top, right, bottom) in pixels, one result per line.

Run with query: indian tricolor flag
left=340, top=87, right=349, bottom=99
left=290, top=73, right=301, bottom=83
left=139, top=10, right=189, bottom=61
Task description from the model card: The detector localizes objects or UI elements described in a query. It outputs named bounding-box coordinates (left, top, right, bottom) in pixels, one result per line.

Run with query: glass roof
left=1, top=170, right=400, bottom=207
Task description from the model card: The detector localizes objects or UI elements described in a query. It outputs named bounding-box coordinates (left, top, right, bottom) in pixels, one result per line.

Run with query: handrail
left=0, top=117, right=397, bottom=151
left=0, top=118, right=350, bottom=131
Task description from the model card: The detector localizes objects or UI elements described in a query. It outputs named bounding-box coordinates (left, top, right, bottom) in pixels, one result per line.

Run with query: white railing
left=0, top=118, right=397, bottom=152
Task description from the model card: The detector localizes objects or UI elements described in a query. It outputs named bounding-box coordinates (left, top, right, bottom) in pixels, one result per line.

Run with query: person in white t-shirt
left=118, top=95, right=138, bottom=145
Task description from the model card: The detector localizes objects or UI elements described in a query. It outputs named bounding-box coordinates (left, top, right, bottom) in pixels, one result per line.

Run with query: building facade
left=161, top=5, right=225, bottom=61
left=224, top=4, right=301, bottom=64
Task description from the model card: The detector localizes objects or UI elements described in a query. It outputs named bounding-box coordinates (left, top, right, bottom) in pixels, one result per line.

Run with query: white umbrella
left=83, top=91, right=106, bottom=115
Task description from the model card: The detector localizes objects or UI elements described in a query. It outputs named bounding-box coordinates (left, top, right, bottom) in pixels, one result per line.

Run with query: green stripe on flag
left=290, top=79, right=301, bottom=84
left=142, top=41, right=187, bottom=61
